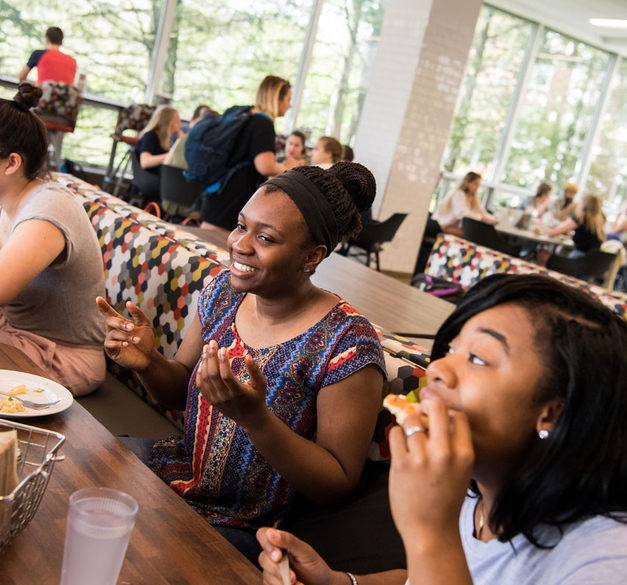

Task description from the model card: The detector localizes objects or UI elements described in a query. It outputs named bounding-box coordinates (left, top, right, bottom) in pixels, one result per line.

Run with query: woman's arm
left=257, top=527, right=407, bottom=585
left=0, top=219, right=66, bottom=306
left=197, top=343, right=384, bottom=505
left=96, top=298, right=203, bottom=410
left=254, top=151, right=303, bottom=177
left=140, top=150, right=169, bottom=169
left=544, top=217, right=576, bottom=238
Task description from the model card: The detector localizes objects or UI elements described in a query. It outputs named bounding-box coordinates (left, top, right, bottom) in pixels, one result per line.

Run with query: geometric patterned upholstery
left=426, top=234, right=627, bottom=318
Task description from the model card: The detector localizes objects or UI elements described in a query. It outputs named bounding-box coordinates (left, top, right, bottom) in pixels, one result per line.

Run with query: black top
left=200, top=113, right=276, bottom=229
left=136, top=130, right=166, bottom=176
left=572, top=219, right=602, bottom=252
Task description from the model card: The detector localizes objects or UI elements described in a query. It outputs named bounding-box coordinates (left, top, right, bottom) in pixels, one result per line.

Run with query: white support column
left=144, top=0, right=178, bottom=104
left=284, top=0, right=325, bottom=134
left=353, top=0, right=483, bottom=273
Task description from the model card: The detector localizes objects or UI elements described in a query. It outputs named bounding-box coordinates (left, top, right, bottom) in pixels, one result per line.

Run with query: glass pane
left=442, top=6, right=533, bottom=178
left=0, top=0, right=156, bottom=102
left=585, top=58, right=627, bottom=220
left=296, top=0, right=388, bottom=145
left=166, top=0, right=312, bottom=128
left=503, top=29, right=611, bottom=189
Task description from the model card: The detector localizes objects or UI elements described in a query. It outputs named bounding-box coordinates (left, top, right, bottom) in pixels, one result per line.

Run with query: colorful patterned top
left=149, top=270, right=386, bottom=530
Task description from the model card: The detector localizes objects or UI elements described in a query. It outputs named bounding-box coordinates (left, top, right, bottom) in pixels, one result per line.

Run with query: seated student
left=0, top=84, right=105, bottom=396
left=311, top=136, right=342, bottom=170
left=431, top=172, right=497, bottom=237
left=131, top=105, right=182, bottom=201
left=96, top=162, right=386, bottom=562
left=608, top=203, right=627, bottom=243
left=258, top=273, right=627, bottom=585
left=278, top=130, right=307, bottom=164
left=341, top=144, right=355, bottom=162
left=553, top=183, right=578, bottom=222
left=542, top=194, right=606, bottom=259
left=521, top=182, right=553, bottom=220
left=200, top=75, right=304, bottom=231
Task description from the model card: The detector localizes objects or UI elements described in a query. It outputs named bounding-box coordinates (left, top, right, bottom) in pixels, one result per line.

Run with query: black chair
left=160, top=165, right=204, bottom=218
left=340, top=213, right=408, bottom=271
left=129, top=149, right=161, bottom=203
left=547, top=249, right=617, bottom=282
left=413, top=215, right=442, bottom=276
left=462, top=217, right=521, bottom=257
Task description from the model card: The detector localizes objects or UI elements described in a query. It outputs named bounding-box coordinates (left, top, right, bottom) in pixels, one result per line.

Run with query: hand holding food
left=96, top=297, right=155, bottom=372
left=196, top=340, right=269, bottom=430
left=383, top=393, right=429, bottom=429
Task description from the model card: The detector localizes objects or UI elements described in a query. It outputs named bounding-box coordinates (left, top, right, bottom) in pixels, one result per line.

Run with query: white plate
left=0, top=370, right=73, bottom=418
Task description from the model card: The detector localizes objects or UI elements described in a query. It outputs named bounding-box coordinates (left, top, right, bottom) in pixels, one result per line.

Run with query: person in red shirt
left=18, top=27, right=77, bottom=85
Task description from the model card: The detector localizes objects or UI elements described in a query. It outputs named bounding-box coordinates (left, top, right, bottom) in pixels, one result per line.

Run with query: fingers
left=125, top=300, right=151, bottom=327
left=245, top=354, right=266, bottom=391
left=95, top=296, right=119, bottom=318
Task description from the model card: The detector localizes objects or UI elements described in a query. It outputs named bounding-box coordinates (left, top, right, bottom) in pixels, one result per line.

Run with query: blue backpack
left=184, top=105, right=254, bottom=194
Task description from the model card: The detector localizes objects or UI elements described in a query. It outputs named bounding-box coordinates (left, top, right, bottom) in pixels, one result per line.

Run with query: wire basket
left=0, top=419, right=65, bottom=553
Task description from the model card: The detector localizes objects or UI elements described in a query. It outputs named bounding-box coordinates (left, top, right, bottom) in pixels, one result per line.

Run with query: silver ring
left=404, top=425, right=427, bottom=438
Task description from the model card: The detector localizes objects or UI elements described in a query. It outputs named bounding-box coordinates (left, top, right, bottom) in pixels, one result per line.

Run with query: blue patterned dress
left=149, top=270, right=386, bottom=530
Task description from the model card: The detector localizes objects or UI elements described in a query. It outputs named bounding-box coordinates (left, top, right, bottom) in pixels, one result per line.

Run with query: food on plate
left=7, top=384, right=27, bottom=395
left=0, top=429, right=18, bottom=496
left=383, top=393, right=429, bottom=428
left=0, top=400, right=26, bottom=414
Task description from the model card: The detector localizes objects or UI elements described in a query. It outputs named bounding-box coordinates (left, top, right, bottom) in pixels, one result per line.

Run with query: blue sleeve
left=27, top=49, right=46, bottom=69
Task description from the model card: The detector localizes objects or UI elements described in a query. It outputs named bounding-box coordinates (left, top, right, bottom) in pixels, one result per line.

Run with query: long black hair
left=432, top=273, right=627, bottom=546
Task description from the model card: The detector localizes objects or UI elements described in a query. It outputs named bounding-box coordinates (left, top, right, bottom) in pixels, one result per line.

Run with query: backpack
left=410, top=273, right=465, bottom=305
left=184, top=105, right=255, bottom=193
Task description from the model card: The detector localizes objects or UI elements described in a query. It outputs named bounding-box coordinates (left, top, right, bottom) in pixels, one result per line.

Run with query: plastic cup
left=60, top=487, right=138, bottom=585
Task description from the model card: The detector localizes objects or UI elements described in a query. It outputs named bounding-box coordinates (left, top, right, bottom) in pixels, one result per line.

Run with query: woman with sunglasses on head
left=0, top=83, right=106, bottom=396
left=258, top=273, right=627, bottom=585
left=97, top=162, right=386, bottom=562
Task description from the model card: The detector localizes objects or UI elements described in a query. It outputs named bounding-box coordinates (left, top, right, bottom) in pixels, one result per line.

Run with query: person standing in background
left=18, top=27, right=77, bottom=85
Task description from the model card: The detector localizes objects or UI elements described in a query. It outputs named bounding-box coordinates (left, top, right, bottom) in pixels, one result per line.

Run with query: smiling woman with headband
left=96, top=161, right=386, bottom=562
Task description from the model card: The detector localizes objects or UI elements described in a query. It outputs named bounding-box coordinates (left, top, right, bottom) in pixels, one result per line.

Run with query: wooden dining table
left=495, top=222, right=574, bottom=249
left=0, top=343, right=262, bottom=585
left=183, top=225, right=455, bottom=339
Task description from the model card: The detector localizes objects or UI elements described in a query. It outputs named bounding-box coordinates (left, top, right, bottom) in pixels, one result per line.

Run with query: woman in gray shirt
left=0, top=83, right=105, bottom=395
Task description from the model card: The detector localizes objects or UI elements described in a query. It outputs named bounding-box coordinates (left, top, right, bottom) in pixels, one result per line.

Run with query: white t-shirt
left=407, top=497, right=627, bottom=585
left=432, top=189, right=486, bottom=229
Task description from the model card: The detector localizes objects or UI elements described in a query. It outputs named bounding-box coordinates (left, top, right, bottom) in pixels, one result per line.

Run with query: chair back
left=547, top=249, right=617, bottom=284
left=130, top=149, right=159, bottom=197
left=600, top=239, right=626, bottom=289
left=160, top=165, right=204, bottom=208
left=355, top=213, right=408, bottom=250
left=113, top=104, right=156, bottom=141
left=35, top=81, right=82, bottom=131
left=462, top=217, right=521, bottom=257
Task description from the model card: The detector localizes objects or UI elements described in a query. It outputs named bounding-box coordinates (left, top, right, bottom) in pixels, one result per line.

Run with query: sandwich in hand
left=383, top=393, right=429, bottom=429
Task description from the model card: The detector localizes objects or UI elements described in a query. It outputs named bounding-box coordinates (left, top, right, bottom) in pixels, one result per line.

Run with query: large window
left=585, top=57, right=627, bottom=217
left=504, top=29, right=611, bottom=189
left=295, top=0, right=388, bottom=145
left=442, top=5, right=532, bottom=178
left=165, top=0, right=311, bottom=125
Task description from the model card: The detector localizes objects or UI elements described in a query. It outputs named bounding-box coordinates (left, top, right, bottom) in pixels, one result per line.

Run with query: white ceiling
left=490, top=0, right=627, bottom=55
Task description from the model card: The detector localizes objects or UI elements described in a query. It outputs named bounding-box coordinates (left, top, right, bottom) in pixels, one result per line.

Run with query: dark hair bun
left=14, top=83, right=43, bottom=111
left=328, top=161, right=376, bottom=213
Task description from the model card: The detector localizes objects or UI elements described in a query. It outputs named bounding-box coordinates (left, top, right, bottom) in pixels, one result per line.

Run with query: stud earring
left=303, top=267, right=311, bottom=273
left=538, top=429, right=550, bottom=440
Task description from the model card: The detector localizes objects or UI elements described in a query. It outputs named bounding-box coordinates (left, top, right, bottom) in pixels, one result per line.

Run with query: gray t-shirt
left=459, top=496, right=627, bottom=584
left=4, top=183, right=106, bottom=345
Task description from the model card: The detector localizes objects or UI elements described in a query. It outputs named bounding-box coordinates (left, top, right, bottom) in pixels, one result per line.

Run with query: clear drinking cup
left=60, top=487, right=138, bottom=585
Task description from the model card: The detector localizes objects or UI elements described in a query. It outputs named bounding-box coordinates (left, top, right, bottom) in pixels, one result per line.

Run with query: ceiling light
left=589, top=18, right=627, bottom=29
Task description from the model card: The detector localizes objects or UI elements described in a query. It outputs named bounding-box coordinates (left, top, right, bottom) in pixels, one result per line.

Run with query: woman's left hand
left=196, top=339, right=269, bottom=429
left=388, top=399, right=474, bottom=546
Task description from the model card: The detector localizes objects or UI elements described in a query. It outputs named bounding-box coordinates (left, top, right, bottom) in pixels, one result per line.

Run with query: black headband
left=265, top=170, right=338, bottom=256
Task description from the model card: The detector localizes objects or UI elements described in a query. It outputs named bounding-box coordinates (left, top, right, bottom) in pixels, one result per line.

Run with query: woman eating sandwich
left=257, top=273, right=627, bottom=585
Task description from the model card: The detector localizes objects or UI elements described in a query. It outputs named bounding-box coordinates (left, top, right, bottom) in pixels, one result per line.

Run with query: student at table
left=521, top=182, right=553, bottom=220
left=278, top=131, right=307, bottom=165
left=310, top=136, right=342, bottom=170
left=257, top=273, right=627, bottom=585
left=0, top=83, right=106, bottom=396
left=131, top=105, right=182, bottom=202
left=542, top=194, right=606, bottom=258
left=432, top=172, right=497, bottom=237
left=553, top=183, right=578, bottom=222
left=96, top=162, right=386, bottom=562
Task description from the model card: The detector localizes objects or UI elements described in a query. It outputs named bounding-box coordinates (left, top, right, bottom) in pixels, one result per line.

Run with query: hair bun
left=14, top=83, right=43, bottom=112
left=328, top=161, right=376, bottom=213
